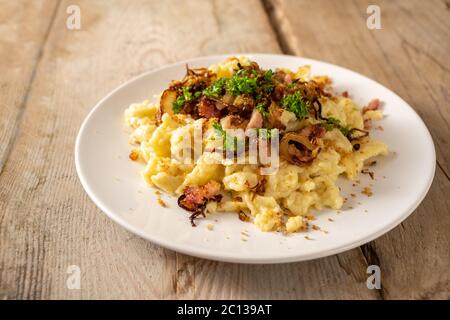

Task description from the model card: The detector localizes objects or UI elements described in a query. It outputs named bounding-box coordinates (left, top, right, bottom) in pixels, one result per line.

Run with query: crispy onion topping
left=280, top=125, right=325, bottom=165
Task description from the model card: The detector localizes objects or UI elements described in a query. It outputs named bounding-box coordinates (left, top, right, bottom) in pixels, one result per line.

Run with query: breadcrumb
left=362, top=187, right=373, bottom=197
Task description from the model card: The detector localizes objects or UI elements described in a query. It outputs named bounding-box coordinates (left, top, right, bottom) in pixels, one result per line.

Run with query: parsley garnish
left=340, top=126, right=350, bottom=136
left=212, top=122, right=225, bottom=135
left=226, top=70, right=257, bottom=96
left=323, top=117, right=350, bottom=136
left=256, top=102, right=269, bottom=118
left=212, top=122, right=237, bottom=151
left=256, top=128, right=276, bottom=139
left=172, top=86, right=193, bottom=113
left=264, top=69, right=273, bottom=81
left=203, top=78, right=226, bottom=98
left=280, top=92, right=309, bottom=120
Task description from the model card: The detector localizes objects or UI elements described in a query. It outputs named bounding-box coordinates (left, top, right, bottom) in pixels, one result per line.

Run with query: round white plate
left=75, top=54, right=435, bottom=264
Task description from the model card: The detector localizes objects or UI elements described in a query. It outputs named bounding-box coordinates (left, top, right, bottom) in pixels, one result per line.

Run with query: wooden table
left=1, top=0, right=448, bottom=299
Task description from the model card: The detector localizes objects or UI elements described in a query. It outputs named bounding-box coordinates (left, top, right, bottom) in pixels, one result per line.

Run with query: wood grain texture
left=0, top=0, right=60, bottom=173
left=0, top=0, right=379, bottom=300
left=2, top=0, right=446, bottom=300
left=267, top=0, right=450, bottom=299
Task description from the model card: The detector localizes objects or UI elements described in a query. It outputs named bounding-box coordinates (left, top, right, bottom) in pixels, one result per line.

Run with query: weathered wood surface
left=266, top=0, right=450, bottom=299
left=0, top=0, right=448, bottom=299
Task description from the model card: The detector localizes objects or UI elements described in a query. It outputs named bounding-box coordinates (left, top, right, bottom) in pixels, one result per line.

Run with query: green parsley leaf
left=212, top=122, right=237, bottom=152
left=323, top=117, right=350, bottom=136
left=339, top=126, right=350, bottom=136
left=256, top=128, right=273, bottom=139
left=264, top=69, right=273, bottom=81
left=256, top=102, right=269, bottom=118
left=226, top=71, right=257, bottom=96
left=172, top=96, right=185, bottom=113
left=212, top=122, right=225, bottom=135
left=172, top=86, right=193, bottom=113
left=203, top=78, right=226, bottom=98
left=280, top=92, right=309, bottom=119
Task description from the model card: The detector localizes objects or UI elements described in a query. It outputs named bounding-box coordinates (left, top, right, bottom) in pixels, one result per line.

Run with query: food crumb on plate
left=362, top=186, right=373, bottom=197
left=129, top=150, right=139, bottom=161
left=155, top=191, right=168, bottom=207
left=206, top=223, right=214, bottom=231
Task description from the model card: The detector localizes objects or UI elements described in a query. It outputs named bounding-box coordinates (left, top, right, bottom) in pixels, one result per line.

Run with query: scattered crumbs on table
left=348, top=206, right=353, bottom=210
left=304, top=236, right=314, bottom=240
left=357, top=202, right=362, bottom=205
left=240, top=234, right=248, bottom=242
left=350, top=193, right=356, bottom=197
left=383, top=175, right=386, bottom=179
left=322, top=229, right=329, bottom=234
left=362, top=186, right=373, bottom=197
left=364, top=209, right=368, bottom=213
left=206, top=223, right=214, bottom=231
left=312, top=224, right=320, bottom=231
left=336, top=210, right=342, bottom=214
left=328, top=218, right=334, bottom=222
left=375, top=125, right=384, bottom=131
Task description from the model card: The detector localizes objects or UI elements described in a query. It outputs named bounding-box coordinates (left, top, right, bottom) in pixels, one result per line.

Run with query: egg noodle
left=124, top=57, right=387, bottom=233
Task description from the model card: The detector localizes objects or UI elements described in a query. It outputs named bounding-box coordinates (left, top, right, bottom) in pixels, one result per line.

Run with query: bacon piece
left=198, top=97, right=221, bottom=119
left=246, top=109, right=263, bottom=129
left=363, top=98, right=380, bottom=113
left=284, top=73, right=293, bottom=84
left=178, top=181, right=222, bottom=226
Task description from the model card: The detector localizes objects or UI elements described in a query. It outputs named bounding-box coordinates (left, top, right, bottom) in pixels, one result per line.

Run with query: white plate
left=75, top=54, right=435, bottom=264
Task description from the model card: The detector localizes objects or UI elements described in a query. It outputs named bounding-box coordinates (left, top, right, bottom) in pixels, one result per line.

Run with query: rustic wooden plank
left=268, top=0, right=450, bottom=299
left=0, top=0, right=379, bottom=299
left=0, top=0, right=60, bottom=173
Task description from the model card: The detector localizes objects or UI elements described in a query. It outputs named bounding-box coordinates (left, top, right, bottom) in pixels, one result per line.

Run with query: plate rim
left=75, top=53, right=436, bottom=264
